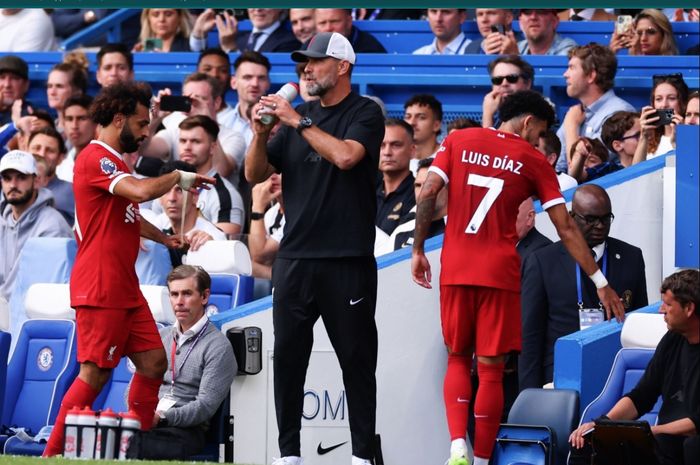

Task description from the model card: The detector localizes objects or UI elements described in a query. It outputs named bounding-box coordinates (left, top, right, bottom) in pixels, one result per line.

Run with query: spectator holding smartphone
left=134, top=9, right=192, bottom=52
left=612, top=9, right=678, bottom=55
left=638, top=74, right=688, bottom=159
left=464, top=9, right=518, bottom=55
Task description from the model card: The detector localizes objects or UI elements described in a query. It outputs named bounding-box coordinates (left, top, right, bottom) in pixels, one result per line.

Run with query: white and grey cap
left=291, top=32, right=356, bottom=65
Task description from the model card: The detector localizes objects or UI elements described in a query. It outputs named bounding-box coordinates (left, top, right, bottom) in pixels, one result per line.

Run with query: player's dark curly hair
left=89, top=81, right=152, bottom=126
left=498, top=90, right=555, bottom=128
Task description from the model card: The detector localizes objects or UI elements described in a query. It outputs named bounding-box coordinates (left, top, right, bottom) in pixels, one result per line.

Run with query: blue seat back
left=189, top=392, right=231, bottom=462
left=492, top=424, right=551, bottom=465
left=207, top=274, right=254, bottom=314
left=0, top=331, right=10, bottom=423
left=506, top=388, right=579, bottom=465
left=1, top=320, right=78, bottom=433
left=93, top=356, right=133, bottom=413
left=581, top=348, right=660, bottom=425
left=8, top=238, right=76, bottom=351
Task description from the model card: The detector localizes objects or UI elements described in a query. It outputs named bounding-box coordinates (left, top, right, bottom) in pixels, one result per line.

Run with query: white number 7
left=465, top=174, right=504, bottom=234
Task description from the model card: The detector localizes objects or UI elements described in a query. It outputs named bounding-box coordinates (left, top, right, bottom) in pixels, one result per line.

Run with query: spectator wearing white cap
left=246, top=31, right=384, bottom=465
left=0, top=150, right=72, bottom=301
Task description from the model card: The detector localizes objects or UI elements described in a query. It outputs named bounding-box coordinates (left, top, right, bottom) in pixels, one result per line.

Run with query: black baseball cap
left=0, top=55, right=28, bottom=80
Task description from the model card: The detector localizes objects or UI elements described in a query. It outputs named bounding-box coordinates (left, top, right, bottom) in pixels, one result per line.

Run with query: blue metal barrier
left=60, top=9, right=141, bottom=50
left=675, top=125, right=699, bottom=268
left=17, top=51, right=700, bottom=124
left=203, top=19, right=700, bottom=55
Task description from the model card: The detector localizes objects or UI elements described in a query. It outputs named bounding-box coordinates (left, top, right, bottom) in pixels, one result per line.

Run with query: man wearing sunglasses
left=482, top=55, right=534, bottom=129
left=519, top=184, right=648, bottom=391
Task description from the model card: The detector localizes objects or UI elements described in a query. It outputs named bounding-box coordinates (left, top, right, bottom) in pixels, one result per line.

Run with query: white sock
left=473, top=457, right=490, bottom=465
left=450, top=438, right=467, bottom=455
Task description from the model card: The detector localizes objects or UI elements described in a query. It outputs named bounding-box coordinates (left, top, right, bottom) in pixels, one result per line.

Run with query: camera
left=490, top=24, right=505, bottom=34
left=653, top=109, right=674, bottom=127
left=159, top=95, right=192, bottom=113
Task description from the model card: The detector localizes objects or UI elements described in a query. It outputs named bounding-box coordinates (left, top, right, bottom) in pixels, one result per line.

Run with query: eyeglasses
left=491, top=74, right=525, bottom=85
left=652, top=73, right=684, bottom=86
left=572, top=212, right=615, bottom=226
left=635, top=28, right=658, bottom=37
left=620, top=131, right=641, bottom=141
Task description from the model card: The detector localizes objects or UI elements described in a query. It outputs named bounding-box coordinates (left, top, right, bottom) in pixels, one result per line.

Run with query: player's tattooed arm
left=413, top=172, right=444, bottom=252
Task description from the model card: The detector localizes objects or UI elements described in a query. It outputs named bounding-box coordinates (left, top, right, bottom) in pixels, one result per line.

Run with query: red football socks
left=443, top=353, right=472, bottom=440
left=43, top=377, right=99, bottom=457
left=128, top=372, right=162, bottom=431
left=473, top=361, right=505, bottom=460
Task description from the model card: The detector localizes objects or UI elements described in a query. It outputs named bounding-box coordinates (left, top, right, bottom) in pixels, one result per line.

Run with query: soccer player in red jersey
left=44, top=82, right=215, bottom=456
left=411, top=90, right=625, bottom=465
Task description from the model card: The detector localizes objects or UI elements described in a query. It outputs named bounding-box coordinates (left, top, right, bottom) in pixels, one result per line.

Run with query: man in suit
left=519, top=184, right=648, bottom=390
left=190, top=8, right=299, bottom=54
left=516, top=196, right=553, bottom=262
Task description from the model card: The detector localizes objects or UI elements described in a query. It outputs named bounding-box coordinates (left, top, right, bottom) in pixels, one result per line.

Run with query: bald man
left=519, top=184, right=648, bottom=390
left=515, top=196, right=552, bottom=262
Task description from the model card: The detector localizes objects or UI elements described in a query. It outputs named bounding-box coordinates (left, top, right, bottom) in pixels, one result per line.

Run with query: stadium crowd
left=0, top=7, right=699, bottom=465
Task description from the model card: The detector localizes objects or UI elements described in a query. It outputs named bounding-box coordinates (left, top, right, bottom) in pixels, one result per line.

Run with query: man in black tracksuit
left=244, top=32, right=385, bottom=465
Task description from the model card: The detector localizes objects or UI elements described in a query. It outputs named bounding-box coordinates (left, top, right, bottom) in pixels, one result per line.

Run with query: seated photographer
left=569, top=269, right=699, bottom=465
left=127, top=265, right=237, bottom=460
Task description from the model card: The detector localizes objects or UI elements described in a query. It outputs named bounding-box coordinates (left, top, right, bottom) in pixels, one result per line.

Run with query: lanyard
left=170, top=321, right=209, bottom=388
left=576, top=249, right=608, bottom=310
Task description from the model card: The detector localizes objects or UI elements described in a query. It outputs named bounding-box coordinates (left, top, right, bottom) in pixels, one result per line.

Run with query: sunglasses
left=491, top=74, right=526, bottom=85
left=572, top=212, right=615, bottom=227
left=635, top=28, right=658, bottom=37
left=652, top=73, right=684, bottom=85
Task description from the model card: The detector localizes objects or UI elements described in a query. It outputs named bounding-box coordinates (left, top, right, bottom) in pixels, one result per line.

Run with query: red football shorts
left=75, top=302, right=163, bottom=369
left=440, top=285, right=521, bottom=356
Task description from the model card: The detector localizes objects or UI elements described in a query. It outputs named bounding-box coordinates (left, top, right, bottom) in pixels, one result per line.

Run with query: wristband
left=250, top=212, right=265, bottom=221
left=177, top=170, right=197, bottom=190
left=589, top=269, right=609, bottom=289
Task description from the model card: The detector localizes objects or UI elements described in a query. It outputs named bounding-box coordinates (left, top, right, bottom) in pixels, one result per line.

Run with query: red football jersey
left=71, top=141, right=145, bottom=308
left=431, top=128, right=564, bottom=291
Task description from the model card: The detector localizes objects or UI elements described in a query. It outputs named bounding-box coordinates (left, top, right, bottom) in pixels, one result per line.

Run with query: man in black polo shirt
left=245, top=32, right=385, bottom=465
left=376, top=118, right=416, bottom=235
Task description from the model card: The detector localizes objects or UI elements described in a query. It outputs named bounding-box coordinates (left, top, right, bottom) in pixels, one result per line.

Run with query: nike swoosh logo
left=317, top=441, right=347, bottom=455
left=474, top=414, right=489, bottom=418
left=349, top=298, right=364, bottom=306
left=457, top=397, right=470, bottom=403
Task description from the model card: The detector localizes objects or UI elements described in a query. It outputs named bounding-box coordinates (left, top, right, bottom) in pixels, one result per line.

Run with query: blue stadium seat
left=92, top=357, right=134, bottom=414
left=492, top=388, right=579, bottom=465
left=1, top=319, right=78, bottom=454
left=207, top=274, right=254, bottom=314
left=189, top=392, right=232, bottom=462
left=580, top=348, right=660, bottom=426
left=0, top=331, right=10, bottom=423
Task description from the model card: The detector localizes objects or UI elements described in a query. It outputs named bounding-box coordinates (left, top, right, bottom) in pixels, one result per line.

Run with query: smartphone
left=160, top=95, right=192, bottom=113
left=653, top=108, right=674, bottom=126
left=616, top=15, right=633, bottom=35
left=143, top=37, right=163, bottom=52
left=490, top=24, right=505, bottom=34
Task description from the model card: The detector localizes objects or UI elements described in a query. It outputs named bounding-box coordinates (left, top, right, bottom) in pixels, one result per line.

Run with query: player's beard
left=119, top=124, right=144, bottom=153
left=306, top=73, right=337, bottom=98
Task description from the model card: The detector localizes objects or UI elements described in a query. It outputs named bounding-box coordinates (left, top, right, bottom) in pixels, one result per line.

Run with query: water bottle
left=118, top=411, right=141, bottom=460
left=259, top=82, right=299, bottom=125
left=63, top=407, right=81, bottom=459
left=94, top=408, right=120, bottom=459
left=76, top=406, right=97, bottom=459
